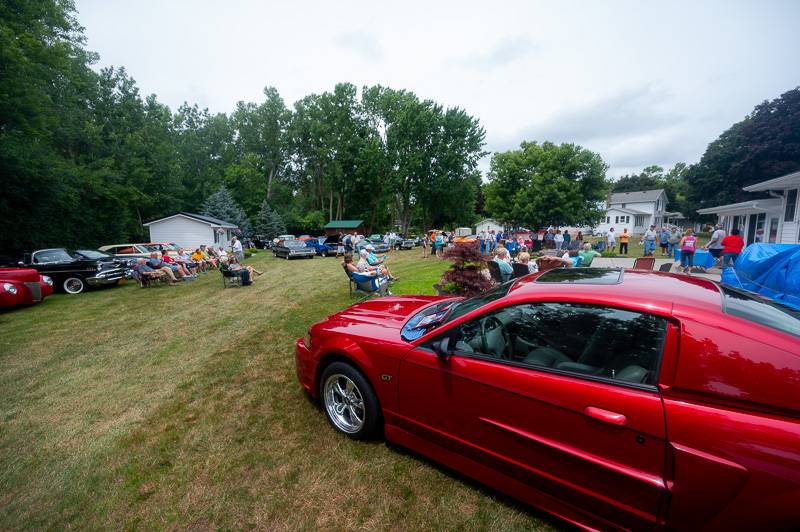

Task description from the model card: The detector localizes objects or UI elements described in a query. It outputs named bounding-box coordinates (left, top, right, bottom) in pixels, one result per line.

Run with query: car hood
left=324, top=295, right=451, bottom=332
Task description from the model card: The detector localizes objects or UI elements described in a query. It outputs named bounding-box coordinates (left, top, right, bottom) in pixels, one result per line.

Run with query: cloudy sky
left=75, top=0, right=800, bottom=177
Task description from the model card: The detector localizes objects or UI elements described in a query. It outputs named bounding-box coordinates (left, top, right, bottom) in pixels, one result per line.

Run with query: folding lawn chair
left=632, top=257, right=656, bottom=270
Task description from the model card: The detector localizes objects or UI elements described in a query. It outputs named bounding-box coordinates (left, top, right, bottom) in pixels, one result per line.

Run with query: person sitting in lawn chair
left=358, top=249, right=392, bottom=279
left=365, top=245, right=398, bottom=281
left=343, top=253, right=389, bottom=296
left=134, top=258, right=179, bottom=286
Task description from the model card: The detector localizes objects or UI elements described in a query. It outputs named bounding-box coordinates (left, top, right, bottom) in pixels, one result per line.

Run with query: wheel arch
left=315, top=351, right=373, bottom=399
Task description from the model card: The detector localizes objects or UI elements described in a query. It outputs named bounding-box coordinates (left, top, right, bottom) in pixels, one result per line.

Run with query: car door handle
left=583, top=406, right=628, bottom=427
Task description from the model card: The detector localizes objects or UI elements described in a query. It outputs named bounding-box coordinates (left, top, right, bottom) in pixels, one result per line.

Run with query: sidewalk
left=590, top=257, right=722, bottom=282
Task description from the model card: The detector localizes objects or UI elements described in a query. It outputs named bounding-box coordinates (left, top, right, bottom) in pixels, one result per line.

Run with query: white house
left=697, top=169, right=800, bottom=245
left=475, top=218, right=504, bottom=234
left=143, top=212, right=238, bottom=250
left=594, top=189, right=676, bottom=235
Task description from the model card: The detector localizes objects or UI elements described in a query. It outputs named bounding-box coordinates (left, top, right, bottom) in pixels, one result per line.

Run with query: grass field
left=0, top=250, right=558, bottom=530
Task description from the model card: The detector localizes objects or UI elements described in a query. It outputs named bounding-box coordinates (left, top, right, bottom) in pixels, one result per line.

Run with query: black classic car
left=272, top=239, right=316, bottom=260
left=16, top=248, right=128, bottom=294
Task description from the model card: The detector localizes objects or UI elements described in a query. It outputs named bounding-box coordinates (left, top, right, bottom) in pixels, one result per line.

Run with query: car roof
left=507, top=269, right=723, bottom=317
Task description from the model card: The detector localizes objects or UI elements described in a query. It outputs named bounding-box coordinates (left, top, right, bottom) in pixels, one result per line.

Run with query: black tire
left=320, top=250, right=327, bottom=257
left=319, top=362, right=380, bottom=440
left=63, top=276, right=85, bottom=294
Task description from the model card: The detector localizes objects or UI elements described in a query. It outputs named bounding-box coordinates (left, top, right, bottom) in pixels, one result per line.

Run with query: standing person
left=705, top=223, right=726, bottom=268
left=231, top=236, right=244, bottom=263
left=720, top=228, right=745, bottom=269
left=667, top=227, right=680, bottom=259
left=488, top=230, right=497, bottom=252
left=336, top=233, right=345, bottom=257
left=435, top=232, right=444, bottom=258
left=544, top=229, right=555, bottom=249
left=606, top=228, right=616, bottom=252
left=554, top=230, right=564, bottom=251
left=576, top=231, right=584, bottom=246
left=618, top=229, right=630, bottom=255
left=679, top=228, right=697, bottom=273
left=659, top=226, right=670, bottom=255
left=563, top=230, right=571, bottom=249
left=642, top=225, right=657, bottom=256
left=421, top=233, right=429, bottom=259
left=343, top=232, right=353, bottom=253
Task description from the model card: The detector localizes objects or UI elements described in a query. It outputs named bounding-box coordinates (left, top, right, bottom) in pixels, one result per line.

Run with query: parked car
left=453, top=234, right=479, bottom=246
left=273, top=234, right=296, bottom=245
left=356, top=238, right=390, bottom=254
left=142, top=242, right=180, bottom=257
left=295, top=268, right=800, bottom=531
left=0, top=268, right=54, bottom=308
left=305, top=236, right=337, bottom=257
left=15, top=248, right=128, bottom=294
left=98, top=243, right=153, bottom=259
left=273, top=239, right=316, bottom=260
left=394, top=236, right=417, bottom=250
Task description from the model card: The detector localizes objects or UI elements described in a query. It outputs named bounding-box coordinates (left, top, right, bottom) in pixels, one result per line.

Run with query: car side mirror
left=430, top=335, right=452, bottom=361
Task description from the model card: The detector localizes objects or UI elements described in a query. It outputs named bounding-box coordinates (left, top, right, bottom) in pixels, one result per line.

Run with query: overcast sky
left=75, top=0, right=800, bottom=178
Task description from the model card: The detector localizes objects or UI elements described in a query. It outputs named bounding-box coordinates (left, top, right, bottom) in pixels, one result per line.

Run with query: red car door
left=398, top=302, right=673, bottom=530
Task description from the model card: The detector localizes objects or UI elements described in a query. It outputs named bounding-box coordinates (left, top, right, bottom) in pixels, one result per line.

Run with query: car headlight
left=3, top=283, right=17, bottom=295
left=42, top=276, right=53, bottom=286
left=304, top=331, right=312, bottom=348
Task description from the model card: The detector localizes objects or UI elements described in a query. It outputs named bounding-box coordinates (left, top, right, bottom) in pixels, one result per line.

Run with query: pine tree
left=201, top=185, right=252, bottom=236
left=253, top=200, right=287, bottom=239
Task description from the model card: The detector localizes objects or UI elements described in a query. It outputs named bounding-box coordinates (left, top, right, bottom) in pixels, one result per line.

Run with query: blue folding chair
left=343, top=265, right=388, bottom=300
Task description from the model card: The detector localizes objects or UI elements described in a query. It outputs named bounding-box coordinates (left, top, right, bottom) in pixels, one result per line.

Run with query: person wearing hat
left=363, top=246, right=398, bottom=281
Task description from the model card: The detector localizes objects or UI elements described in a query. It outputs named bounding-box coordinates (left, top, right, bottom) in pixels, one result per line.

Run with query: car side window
left=452, top=303, right=667, bottom=387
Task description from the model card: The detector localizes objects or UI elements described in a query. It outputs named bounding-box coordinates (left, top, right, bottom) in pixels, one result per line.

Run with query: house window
left=656, top=199, right=661, bottom=211
left=785, top=189, right=798, bottom=222
left=615, top=216, right=619, bottom=223
left=625, top=216, right=630, bottom=223
left=621, top=203, right=626, bottom=208
left=634, top=215, right=645, bottom=227
left=606, top=216, right=610, bottom=224
left=213, top=229, right=219, bottom=244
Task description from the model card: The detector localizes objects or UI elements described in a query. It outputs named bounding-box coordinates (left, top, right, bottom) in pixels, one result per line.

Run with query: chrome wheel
left=323, top=373, right=365, bottom=434
left=63, top=277, right=85, bottom=294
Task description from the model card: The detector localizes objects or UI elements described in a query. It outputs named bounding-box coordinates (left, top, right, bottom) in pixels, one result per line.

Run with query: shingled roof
left=608, top=189, right=666, bottom=204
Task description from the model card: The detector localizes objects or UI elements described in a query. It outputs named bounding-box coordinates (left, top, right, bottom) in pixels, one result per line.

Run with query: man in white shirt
left=642, top=225, right=658, bottom=256
left=705, top=223, right=726, bottom=267
left=231, top=236, right=244, bottom=262
left=606, top=228, right=616, bottom=251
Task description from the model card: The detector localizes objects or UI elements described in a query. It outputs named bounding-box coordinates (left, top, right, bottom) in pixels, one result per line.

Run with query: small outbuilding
left=324, top=219, right=365, bottom=236
left=475, top=218, right=504, bottom=234
left=143, top=212, right=238, bottom=250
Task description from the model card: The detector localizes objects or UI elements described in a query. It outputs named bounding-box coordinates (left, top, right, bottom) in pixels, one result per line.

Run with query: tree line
left=2, top=0, right=798, bottom=254
left=0, top=1, right=485, bottom=253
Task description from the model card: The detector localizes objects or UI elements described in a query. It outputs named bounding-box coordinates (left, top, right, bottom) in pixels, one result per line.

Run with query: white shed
left=475, top=218, right=504, bottom=234
left=143, top=212, right=238, bottom=251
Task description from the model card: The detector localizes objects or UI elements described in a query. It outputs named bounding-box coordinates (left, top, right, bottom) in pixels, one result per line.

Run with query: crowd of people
left=131, top=236, right=261, bottom=287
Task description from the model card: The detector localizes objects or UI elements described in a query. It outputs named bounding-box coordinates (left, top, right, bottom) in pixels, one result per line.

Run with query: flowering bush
left=438, top=245, right=493, bottom=297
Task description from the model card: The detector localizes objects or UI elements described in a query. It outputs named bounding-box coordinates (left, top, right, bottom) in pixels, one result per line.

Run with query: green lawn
left=0, top=250, right=557, bottom=530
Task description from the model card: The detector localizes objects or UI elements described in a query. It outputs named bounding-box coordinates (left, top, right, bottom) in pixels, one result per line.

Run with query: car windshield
left=719, top=284, right=800, bottom=338
left=33, top=249, right=73, bottom=263
left=444, top=279, right=517, bottom=323
left=285, top=240, right=305, bottom=248
left=74, top=250, right=110, bottom=260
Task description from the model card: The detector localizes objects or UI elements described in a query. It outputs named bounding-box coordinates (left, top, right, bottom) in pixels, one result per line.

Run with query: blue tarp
left=720, top=243, right=800, bottom=310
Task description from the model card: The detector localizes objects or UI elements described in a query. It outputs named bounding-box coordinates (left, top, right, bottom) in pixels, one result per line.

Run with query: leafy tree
left=201, top=186, right=252, bottom=236
left=686, top=87, right=800, bottom=212
left=484, top=141, right=609, bottom=228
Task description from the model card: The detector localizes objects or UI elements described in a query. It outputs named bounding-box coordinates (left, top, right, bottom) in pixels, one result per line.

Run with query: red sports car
left=295, top=268, right=800, bottom=530
left=0, top=268, right=54, bottom=308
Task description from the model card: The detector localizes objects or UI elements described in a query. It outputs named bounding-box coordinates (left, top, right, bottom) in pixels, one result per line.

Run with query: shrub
left=438, top=245, right=493, bottom=297
left=243, top=250, right=253, bottom=258
left=601, top=250, right=616, bottom=257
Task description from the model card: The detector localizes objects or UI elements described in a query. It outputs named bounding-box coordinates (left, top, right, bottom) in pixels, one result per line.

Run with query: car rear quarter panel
left=662, top=314, right=800, bottom=530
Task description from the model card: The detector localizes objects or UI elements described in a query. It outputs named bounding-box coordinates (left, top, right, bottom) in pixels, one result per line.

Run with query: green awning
left=323, top=220, right=364, bottom=229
